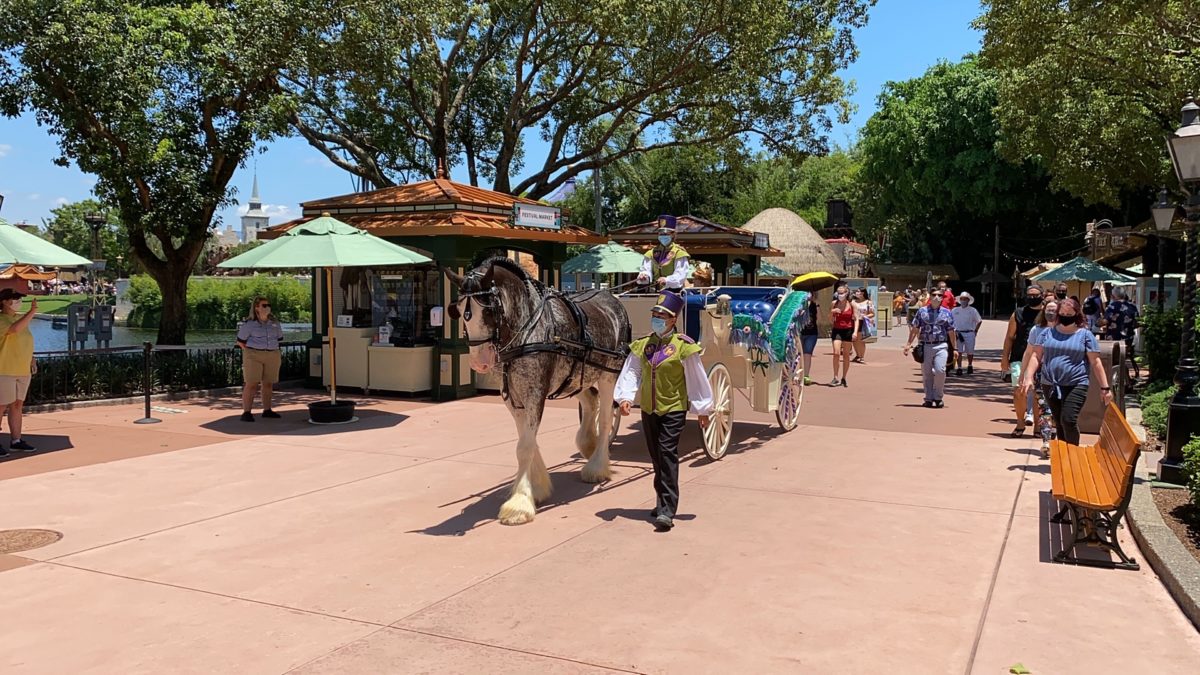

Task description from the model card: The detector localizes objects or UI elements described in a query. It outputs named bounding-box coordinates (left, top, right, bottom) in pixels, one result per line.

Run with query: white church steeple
left=241, top=175, right=269, bottom=242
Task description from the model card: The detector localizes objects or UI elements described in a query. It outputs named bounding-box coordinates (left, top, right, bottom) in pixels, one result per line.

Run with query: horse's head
left=444, top=263, right=501, bottom=373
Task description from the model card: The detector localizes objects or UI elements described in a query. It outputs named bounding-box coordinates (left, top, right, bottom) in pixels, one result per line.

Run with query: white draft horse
left=445, top=258, right=631, bottom=525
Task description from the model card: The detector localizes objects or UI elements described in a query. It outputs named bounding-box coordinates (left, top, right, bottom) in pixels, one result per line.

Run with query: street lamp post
left=1156, top=96, right=1200, bottom=485
left=83, top=212, right=106, bottom=308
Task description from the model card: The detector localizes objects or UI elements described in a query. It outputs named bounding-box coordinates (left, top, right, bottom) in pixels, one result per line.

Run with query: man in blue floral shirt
left=903, top=299, right=957, bottom=408
left=1102, top=287, right=1140, bottom=380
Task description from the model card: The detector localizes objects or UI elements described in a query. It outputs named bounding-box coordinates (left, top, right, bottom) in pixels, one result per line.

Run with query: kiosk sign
left=513, top=203, right=561, bottom=230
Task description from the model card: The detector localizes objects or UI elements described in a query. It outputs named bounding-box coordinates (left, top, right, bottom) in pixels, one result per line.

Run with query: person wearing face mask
left=1021, top=298, right=1112, bottom=445
left=1001, top=285, right=1044, bottom=435
left=950, top=292, right=982, bottom=376
left=1053, top=283, right=1070, bottom=301
left=903, top=289, right=956, bottom=407
left=636, top=215, right=690, bottom=292
left=615, top=292, right=713, bottom=531
left=829, top=284, right=855, bottom=387
left=850, top=287, right=874, bottom=364
left=1020, top=299, right=1058, bottom=450
left=0, top=288, right=38, bottom=456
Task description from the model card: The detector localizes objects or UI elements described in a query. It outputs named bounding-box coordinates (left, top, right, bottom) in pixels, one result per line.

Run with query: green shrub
left=1182, top=436, right=1200, bottom=506
left=1140, top=385, right=1178, bottom=439
left=127, top=274, right=311, bottom=329
left=1140, top=307, right=1182, bottom=385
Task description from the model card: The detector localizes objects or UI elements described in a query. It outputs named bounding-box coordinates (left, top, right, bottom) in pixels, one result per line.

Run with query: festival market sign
left=512, top=203, right=561, bottom=230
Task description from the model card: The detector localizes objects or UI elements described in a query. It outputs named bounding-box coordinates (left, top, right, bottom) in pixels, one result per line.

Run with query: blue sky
left=0, top=1, right=982, bottom=235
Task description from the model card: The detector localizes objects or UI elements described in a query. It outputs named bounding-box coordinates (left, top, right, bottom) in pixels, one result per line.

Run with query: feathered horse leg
left=499, top=398, right=552, bottom=525
left=575, top=387, right=600, bottom=460
left=581, top=374, right=616, bottom=483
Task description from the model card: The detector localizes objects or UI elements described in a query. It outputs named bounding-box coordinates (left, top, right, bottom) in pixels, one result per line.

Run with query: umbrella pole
left=326, top=267, right=337, bottom=405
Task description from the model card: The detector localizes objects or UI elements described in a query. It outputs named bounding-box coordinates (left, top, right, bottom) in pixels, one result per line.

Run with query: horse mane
left=479, top=256, right=545, bottom=294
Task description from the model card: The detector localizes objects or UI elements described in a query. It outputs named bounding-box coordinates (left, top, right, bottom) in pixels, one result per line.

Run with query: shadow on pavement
left=607, top=418, right=783, bottom=468
left=594, top=507, right=697, bottom=525
left=198, top=408, right=409, bottom=436
left=0, top=434, right=76, bottom=461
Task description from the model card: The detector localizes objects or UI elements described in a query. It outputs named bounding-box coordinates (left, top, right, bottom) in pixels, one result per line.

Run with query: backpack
left=1084, top=296, right=1099, bottom=315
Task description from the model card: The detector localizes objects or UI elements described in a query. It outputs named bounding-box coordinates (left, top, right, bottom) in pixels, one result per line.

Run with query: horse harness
left=452, top=275, right=629, bottom=403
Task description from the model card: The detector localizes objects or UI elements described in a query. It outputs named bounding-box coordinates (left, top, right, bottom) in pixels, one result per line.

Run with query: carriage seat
left=682, top=287, right=786, bottom=338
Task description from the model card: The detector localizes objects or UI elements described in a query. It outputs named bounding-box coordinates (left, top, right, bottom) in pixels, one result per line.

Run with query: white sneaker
left=1024, top=413, right=1034, bottom=426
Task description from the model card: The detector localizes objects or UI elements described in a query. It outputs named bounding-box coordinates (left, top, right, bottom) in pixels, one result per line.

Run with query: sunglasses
left=257, top=304, right=270, bottom=309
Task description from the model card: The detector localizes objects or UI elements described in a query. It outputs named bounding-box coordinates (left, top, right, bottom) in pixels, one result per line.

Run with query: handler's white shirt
left=952, top=305, right=981, bottom=332
left=637, top=255, right=690, bottom=288
left=613, top=345, right=713, bottom=416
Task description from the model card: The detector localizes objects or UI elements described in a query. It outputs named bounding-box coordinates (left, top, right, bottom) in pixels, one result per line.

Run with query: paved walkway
left=1, top=320, right=1198, bottom=673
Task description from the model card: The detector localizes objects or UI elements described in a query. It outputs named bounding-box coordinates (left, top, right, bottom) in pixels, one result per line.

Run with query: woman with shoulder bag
left=1020, top=298, right=1111, bottom=445
left=851, top=287, right=874, bottom=364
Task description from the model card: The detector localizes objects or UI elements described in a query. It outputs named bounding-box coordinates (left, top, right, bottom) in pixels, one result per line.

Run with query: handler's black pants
left=641, top=411, right=686, bottom=518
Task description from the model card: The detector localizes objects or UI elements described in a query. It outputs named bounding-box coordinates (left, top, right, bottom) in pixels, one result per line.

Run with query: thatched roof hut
left=742, top=208, right=844, bottom=276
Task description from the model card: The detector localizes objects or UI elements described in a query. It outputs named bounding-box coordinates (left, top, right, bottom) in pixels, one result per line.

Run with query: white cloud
left=54, top=197, right=69, bottom=206
left=27, top=193, right=40, bottom=201
left=302, top=156, right=336, bottom=169
left=0, top=144, right=11, bottom=158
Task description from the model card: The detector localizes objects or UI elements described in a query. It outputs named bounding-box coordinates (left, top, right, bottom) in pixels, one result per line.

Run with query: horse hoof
left=580, top=464, right=611, bottom=484
left=498, top=495, right=536, bottom=525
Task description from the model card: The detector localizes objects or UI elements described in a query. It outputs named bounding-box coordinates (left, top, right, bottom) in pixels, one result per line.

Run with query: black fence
left=26, top=341, right=309, bottom=406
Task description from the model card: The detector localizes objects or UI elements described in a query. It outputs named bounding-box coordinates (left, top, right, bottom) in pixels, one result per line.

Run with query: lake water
left=30, top=318, right=312, bottom=353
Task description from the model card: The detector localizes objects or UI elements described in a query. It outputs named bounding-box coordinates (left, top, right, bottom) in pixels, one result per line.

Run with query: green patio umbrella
left=1030, top=256, right=1136, bottom=283
left=218, top=214, right=432, bottom=423
left=562, top=242, right=644, bottom=274
left=730, top=260, right=789, bottom=279
left=0, top=219, right=93, bottom=266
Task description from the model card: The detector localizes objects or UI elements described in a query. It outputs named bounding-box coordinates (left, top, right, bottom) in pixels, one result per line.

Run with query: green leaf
left=1009, top=663, right=1031, bottom=675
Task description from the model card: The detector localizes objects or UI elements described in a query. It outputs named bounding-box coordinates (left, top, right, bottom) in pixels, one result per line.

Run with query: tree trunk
left=154, top=266, right=191, bottom=345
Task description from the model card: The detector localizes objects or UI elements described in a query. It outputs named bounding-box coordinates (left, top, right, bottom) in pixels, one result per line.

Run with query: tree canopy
left=40, top=199, right=132, bottom=275
left=976, top=0, right=1200, bottom=205
left=285, top=0, right=873, bottom=199
left=0, top=0, right=330, bottom=343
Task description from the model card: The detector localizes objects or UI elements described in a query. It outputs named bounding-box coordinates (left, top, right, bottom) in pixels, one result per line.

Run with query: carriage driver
left=615, top=292, right=713, bottom=531
left=637, top=215, right=690, bottom=292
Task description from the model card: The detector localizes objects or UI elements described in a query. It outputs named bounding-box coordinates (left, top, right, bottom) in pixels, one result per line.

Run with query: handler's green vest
left=629, top=331, right=703, bottom=414
left=644, top=243, right=689, bottom=282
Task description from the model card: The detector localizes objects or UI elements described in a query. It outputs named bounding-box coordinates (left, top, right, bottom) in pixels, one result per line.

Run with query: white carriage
left=613, top=286, right=809, bottom=460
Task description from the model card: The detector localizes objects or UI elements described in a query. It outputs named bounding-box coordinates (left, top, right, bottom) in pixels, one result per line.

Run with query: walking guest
left=1022, top=298, right=1112, bottom=445
left=636, top=215, right=690, bottom=292
left=936, top=280, right=955, bottom=310
left=851, top=287, right=875, bottom=364
left=1102, top=287, right=1141, bottom=381
left=893, top=289, right=907, bottom=326
left=0, top=289, right=37, bottom=457
left=1052, top=282, right=1070, bottom=301
left=615, top=292, right=712, bottom=531
left=951, top=292, right=982, bottom=376
left=237, top=296, right=284, bottom=422
left=1001, top=284, right=1044, bottom=435
left=1019, top=299, right=1058, bottom=447
left=1083, top=288, right=1103, bottom=332
left=798, top=292, right=819, bottom=386
left=903, top=293, right=956, bottom=408
left=829, top=283, right=854, bottom=387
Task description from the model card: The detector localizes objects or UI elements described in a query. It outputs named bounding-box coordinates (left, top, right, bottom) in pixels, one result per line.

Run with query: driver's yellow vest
left=645, top=243, right=689, bottom=282
left=629, top=332, right=702, bottom=414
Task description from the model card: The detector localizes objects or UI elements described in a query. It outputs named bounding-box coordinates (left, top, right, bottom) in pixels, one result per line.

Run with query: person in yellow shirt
left=0, top=288, right=37, bottom=456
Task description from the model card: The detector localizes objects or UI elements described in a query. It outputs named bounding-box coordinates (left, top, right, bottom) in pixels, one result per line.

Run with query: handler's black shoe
left=9, top=440, right=35, bottom=452
left=240, top=412, right=255, bottom=422
left=262, top=410, right=281, bottom=419
left=967, top=365, right=974, bottom=375
left=654, top=514, right=674, bottom=531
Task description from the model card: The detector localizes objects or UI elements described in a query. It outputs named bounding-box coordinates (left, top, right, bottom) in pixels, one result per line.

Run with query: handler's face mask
left=651, top=316, right=671, bottom=336
left=657, top=235, right=672, bottom=247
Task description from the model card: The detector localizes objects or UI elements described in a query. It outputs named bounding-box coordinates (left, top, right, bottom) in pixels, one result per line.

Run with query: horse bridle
left=448, top=272, right=504, bottom=348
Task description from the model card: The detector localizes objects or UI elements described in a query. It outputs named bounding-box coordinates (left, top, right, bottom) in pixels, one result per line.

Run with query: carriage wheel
left=776, top=343, right=804, bottom=431
left=702, top=363, right=734, bottom=460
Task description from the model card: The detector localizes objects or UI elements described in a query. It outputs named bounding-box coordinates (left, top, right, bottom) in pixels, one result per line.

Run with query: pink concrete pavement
left=0, top=319, right=1197, bottom=673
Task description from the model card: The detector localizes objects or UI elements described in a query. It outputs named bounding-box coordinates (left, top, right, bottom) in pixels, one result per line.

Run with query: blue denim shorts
left=801, top=334, right=819, bottom=355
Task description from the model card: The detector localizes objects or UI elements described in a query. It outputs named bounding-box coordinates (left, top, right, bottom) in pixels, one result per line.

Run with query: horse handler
left=615, top=292, right=712, bottom=531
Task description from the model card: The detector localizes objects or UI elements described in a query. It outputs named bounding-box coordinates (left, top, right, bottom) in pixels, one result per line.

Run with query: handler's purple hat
left=655, top=215, right=677, bottom=233
left=652, top=292, right=684, bottom=317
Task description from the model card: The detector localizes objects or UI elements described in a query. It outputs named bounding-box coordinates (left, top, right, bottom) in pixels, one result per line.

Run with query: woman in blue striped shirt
left=1019, top=298, right=1112, bottom=444
left=237, top=297, right=284, bottom=422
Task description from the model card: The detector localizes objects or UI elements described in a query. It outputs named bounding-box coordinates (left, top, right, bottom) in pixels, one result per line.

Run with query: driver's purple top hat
left=655, top=215, right=677, bottom=233
left=652, top=292, right=684, bottom=317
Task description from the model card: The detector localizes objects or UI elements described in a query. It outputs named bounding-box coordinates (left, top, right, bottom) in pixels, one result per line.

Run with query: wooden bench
left=1048, top=402, right=1141, bottom=570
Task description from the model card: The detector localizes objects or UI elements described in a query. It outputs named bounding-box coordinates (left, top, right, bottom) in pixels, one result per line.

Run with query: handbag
left=912, top=343, right=924, bottom=364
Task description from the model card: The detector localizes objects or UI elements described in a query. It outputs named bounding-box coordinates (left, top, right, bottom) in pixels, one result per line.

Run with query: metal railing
left=27, top=341, right=308, bottom=406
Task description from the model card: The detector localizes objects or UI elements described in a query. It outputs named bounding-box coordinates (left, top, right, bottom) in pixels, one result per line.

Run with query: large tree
left=286, top=0, right=873, bottom=199
left=855, top=57, right=1113, bottom=274
left=0, top=1, right=329, bottom=343
left=976, top=0, right=1200, bottom=205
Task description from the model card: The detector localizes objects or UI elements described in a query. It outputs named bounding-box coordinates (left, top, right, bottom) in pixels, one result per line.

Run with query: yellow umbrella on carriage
left=219, top=213, right=431, bottom=424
